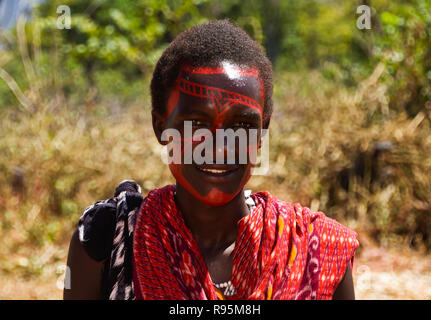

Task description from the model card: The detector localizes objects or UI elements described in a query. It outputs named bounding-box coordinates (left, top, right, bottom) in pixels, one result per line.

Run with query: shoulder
left=253, top=195, right=359, bottom=252
left=308, top=210, right=359, bottom=252
left=295, top=205, right=359, bottom=265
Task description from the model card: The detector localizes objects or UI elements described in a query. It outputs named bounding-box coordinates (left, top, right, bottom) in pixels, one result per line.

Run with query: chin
left=177, top=175, right=242, bottom=207
left=195, top=187, right=240, bottom=207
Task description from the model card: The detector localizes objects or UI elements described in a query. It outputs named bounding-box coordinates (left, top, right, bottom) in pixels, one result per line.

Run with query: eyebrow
left=233, top=110, right=262, bottom=122
left=178, top=107, right=214, bottom=119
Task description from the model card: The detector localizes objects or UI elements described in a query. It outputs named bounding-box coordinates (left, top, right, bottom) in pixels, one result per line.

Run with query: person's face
left=156, top=62, right=265, bottom=206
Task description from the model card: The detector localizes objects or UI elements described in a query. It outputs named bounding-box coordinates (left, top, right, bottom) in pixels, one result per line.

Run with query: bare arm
left=63, top=229, right=106, bottom=300
left=332, top=264, right=355, bottom=300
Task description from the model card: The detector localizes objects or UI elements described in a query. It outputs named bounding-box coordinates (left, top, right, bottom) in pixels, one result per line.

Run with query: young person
left=64, top=20, right=359, bottom=300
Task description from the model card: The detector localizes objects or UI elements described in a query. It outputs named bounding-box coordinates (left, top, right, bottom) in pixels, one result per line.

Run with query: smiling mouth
left=196, top=165, right=239, bottom=176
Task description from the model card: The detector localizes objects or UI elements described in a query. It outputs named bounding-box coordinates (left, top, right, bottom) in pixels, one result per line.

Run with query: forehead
left=179, top=63, right=264, bottom=107
left=165, top=63, right=265, bottom=120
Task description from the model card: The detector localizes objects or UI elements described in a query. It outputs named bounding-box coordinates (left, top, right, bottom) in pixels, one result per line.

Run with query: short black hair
left=150, top=19, right=273, bottom=128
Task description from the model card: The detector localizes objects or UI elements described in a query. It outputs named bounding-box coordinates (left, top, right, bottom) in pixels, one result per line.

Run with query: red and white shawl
left=132, top=185, right=359, bottom=300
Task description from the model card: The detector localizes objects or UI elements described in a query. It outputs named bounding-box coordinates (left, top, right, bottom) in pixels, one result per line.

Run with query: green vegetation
left=1, top=0, right=431, bottom=293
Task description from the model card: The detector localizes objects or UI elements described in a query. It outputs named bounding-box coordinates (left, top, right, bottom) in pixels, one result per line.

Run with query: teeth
left=200, top=168, right=229, bottom=174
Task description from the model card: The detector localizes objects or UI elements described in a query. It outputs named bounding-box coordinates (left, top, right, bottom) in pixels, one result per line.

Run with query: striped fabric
left=132, top=185, right=359, bottom=300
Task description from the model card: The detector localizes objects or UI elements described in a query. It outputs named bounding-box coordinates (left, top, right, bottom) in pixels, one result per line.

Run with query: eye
left=231, top=121, right=254, bottom=130
left=191, top=119, right=208, bottom=128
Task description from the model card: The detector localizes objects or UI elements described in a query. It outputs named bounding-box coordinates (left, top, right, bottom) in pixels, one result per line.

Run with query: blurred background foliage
left=1, top=0, right=431, bottom=297
left=1, top=0, right=430, bottom=112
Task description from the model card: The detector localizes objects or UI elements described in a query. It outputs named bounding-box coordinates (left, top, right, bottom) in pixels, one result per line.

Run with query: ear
left=152, top=110, right=168, bottom=145
left=258, top=130, right=265, bottom=150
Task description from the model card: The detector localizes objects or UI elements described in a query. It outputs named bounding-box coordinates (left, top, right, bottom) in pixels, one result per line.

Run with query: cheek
left=247, top=140, right=259, bottom=165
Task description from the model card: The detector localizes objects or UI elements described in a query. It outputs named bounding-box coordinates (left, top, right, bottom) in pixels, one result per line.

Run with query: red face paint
left=164, top=63, right=264, bottom=207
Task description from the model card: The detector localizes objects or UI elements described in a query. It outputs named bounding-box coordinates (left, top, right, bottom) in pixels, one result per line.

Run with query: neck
left=175, top=183, right=249, bottom=255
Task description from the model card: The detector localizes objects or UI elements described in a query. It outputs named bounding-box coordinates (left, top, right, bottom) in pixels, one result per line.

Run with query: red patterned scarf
left=132, top=185, right=358, bottom=300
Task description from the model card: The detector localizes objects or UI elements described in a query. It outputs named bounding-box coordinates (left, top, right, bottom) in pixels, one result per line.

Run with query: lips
left=195, top=164, right=240, bottom=178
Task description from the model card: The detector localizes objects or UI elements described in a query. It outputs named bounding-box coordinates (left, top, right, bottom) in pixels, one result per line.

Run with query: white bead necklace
left=214, top=280, right=237, bottom=296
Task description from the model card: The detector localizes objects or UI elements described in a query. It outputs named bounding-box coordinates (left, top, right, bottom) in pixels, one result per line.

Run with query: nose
left=214, top=143, right=230, bottom=164
left=213, top=130, right=246, bottom=165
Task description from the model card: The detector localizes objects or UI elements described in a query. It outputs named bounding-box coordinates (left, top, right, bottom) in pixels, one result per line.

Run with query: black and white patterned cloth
left=78, top=180, right=143, bottom=300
